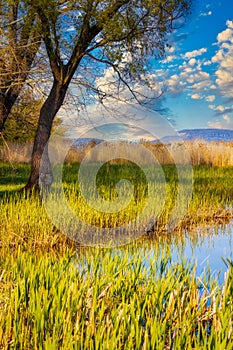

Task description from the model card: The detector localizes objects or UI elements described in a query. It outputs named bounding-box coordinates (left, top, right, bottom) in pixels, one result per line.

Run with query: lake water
left=151, top=222, right=233, bottom=285
left=76, top=221, right=233, bottom=286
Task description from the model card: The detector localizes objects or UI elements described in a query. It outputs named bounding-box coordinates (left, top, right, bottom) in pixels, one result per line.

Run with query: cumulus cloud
left=226, top=20, right=233, bottom=28
left=67, top=19, right=233, bottom=133
left=210, top=84, right=217, bottom=90
left=200, top=19, right=233, bottom=108
left=203, top=60, right=212, bottom=66
left=209, top=105, right=226, bottom=112
left=207, top=115, right=233, bottom=129
left=178, top=58, right=210, bottom=86
left=217, top=27, right=233, bottom=43
left=190, top=93, right=202, bottom=100
left=205, top=95, right=215, bottom=102
left=207, top=120, right=223, bottom=128
left=223, top=115, right=230, bottom=121
left=166, top=74, right=185, bottom=96
left=161, top=45, right=177, bottom=63
left=188, top=58, right=196, bottom=66
left=183, top=48, right=207, bottom=59
left=95, top=66, right=164, bottom=106
left=166, top=46, right=175, bottom=54
left=212, top=49, right=224, bottom=63
left=216, top=105, right=226, bottom=112
left=163, top=19, right=233, bottom=126
left=162, top=55, right=176, bottom=63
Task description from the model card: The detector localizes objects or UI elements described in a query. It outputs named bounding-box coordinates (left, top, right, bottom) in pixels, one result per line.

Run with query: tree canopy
left=27, top=0, right=192, bottom=97
left=21, top=0, right=192, bottom=190
left=0, top=0, right=42, bottom=131
left=0, top=91, right=43, bottom=144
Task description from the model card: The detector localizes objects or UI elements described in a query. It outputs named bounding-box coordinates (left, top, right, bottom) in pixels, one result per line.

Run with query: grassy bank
left=0, top=163, right=232, bottom=250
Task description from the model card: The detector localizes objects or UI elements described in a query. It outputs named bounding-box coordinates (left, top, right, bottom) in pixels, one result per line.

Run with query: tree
left=0, top=90, right=43, bottom=144
left=0, top=0, right=41, bottom=132
left=0, top=89, right=61, bottom=144
left=25, top=0, right=192, bottom=191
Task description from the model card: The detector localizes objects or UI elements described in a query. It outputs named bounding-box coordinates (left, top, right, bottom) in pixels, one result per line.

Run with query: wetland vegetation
left=0, top=162, right=232, bottom=349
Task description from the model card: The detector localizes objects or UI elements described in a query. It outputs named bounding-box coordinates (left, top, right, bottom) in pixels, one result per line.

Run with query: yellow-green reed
left=0, top=162, right=233, bottom=349
left=0, top=163, right=232, bottom=251
left=0, top=247, right=232, bottom=349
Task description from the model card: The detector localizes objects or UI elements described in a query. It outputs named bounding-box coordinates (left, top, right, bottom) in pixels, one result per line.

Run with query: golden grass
left=1, top=139, right=233, bottom=166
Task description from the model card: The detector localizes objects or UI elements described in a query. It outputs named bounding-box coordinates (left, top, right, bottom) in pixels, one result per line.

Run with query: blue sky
left=62, top=0, right=233, bottom=141
left=159, top=0, right=233, bottom=130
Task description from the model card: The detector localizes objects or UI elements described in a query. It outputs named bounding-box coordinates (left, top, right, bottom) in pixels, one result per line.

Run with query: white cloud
left=200, top=11, right=212, bottom=17
left=226, top=20, right=233, bottom=29
left=190, top=93, right=202, bottom=100
left=203, top=60, right=212, bottom=66
left=162, top=55, right=176, bottom=63
left=215, top=68, right=233, bottom=96
left=221, top=42, right=232, bottom=50
left=207, top=121, right=223, bottom=128
left=205, top=95, right=215, bottom=102
left=183, top=48, right=207, bottom=59
left=162, top=19, right=233, bottom=123
left=212, top=49, right=224, bottom=63
left=95, top=67, right=164, bottom=106
left=217, top=28, right=233, bottom=43
left=209, top=105, right=226, bottom=112
left=216, top=105, right=226, bottom=112
left=223, top=115, right=230, bottom=122
left=191, top=82, right=207, bottom=91
left=166, top=74, right=184, bottom=96
left=221, top=56, right=233, bottom=69
left=211, top=21, right=233, bottom=98
left=188, top=58, right=196, bottom=66
left=179, top=61, right=209, bottom=80
left=207, top=115, right=232, bottom=129
left=166, top=46, right=175, bottom=54
left=162, top=45, right=177, bottom=63
left=191, top=78, right=211, bottom=92
left=208, top=105, right=215, bottom=110
left=67, top=26, right=75, bottom=32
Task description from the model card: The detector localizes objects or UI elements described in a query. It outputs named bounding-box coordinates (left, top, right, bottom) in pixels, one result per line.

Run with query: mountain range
left=72, top=128, right=233, bottom=145
left=178, top=128, right=233, bottom=142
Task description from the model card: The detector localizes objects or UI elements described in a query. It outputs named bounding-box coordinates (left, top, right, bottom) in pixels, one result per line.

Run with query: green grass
left=0, top=162, right=232, bottom=250
left=1, top=247, right=233, bottom=349
left=0, top=162, right=233, bottom=349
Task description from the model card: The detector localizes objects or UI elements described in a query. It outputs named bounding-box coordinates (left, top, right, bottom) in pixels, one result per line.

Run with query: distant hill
left=73, top=138, right=103, bottom=147
left=178, top=128, right=233, bottom=142
left=71, top=128, right=233, bottom=145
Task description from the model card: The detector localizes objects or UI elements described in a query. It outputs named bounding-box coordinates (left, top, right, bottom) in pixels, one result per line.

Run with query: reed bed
left=0, top=163, right=232, bottom=251
left=0, top=142, right=33, bottom=164
left=0, top=163, right=233, bottom=348
left=0, top=247, right=232, bottom=349
left=1, top=140, right=233, bottom=166
left=140, top=140, right=233, bottom=167
left=64, top=140, right=233, bottom=167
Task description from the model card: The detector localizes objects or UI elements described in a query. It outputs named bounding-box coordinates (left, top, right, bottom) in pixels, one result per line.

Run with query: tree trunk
left=25, top=80, right=68, bottom=192
left=0, top=90, right=19, bottom=132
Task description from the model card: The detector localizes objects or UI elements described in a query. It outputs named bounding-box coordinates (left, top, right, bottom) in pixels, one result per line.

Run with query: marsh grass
left=61, top=163, right=232, bottom=231
left=0, top=163, right=232, bottom=251
left=1, top=140, right=233, bottom=166
left=0, top=162, right=233, bottom=348
left=0, top=247, right=232, bottom=349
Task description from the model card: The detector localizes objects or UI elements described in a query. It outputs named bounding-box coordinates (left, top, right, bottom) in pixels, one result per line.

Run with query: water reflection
left=76, top=222, right=233, bottom=286
left=144, top=222, right=233, bottom=285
